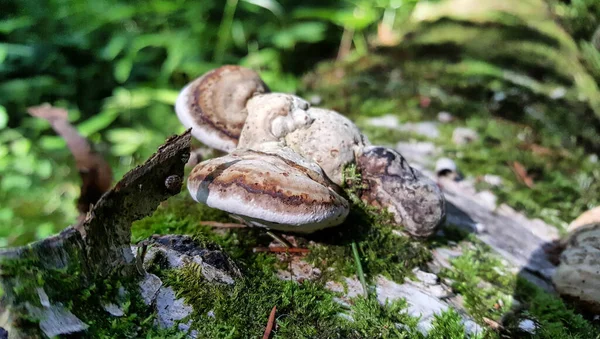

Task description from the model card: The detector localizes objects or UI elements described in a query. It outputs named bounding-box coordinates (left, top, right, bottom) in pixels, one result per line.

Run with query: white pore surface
left=194, top=185, right=348, bottom=233
left=175, top=83, right=236, bottom=152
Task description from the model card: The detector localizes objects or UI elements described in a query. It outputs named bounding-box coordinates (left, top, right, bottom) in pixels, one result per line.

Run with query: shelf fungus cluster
left=175, top=65, right=446, bottom=237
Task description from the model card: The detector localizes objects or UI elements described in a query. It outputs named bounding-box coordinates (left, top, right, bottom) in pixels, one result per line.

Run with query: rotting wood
left=0, top=130, right=191, bottom=337
left=82, top=130, right=192, bottom=278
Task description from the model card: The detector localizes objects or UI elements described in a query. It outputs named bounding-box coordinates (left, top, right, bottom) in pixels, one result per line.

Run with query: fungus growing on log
left=177, top=66, right=446, bottom=237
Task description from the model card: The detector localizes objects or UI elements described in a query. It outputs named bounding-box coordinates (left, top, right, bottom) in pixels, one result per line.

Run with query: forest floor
left=2, top=54, right=600, bottom=338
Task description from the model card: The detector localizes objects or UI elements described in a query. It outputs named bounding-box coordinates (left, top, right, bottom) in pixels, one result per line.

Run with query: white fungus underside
left=194, top=190, right=348, bottom=233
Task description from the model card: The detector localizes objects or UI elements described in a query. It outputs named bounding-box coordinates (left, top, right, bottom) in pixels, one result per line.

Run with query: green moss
left=349, top=296, right=419, bottom=338
left=440, top=241, right=600, bottom=338
left=440, top=243, right=515, bottom=323
left=132, top=192, right=232, bottom=242
left=434, top=116, right=600, bottom=231
left=163, top=254, right=426, bottom=338
left=428, top=309, right=473, bottom=339
left=305, top=205, right=431, bottom=284
left=356, top=123, right=430, bottom=146
left=503, top=278, right=600, bottom=339
left=0, top=252, right=160, bottom=338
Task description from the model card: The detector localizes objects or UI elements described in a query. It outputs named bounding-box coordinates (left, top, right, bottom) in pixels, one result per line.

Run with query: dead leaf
left=483, top=317, right=503, bottom=330
left=27, top=104, right=113, bottom=219
left=262, top=305, right=277, bottom=339
left=376, top=21, right=400, bottom=46
left=510, top=161, right=534, bottom=188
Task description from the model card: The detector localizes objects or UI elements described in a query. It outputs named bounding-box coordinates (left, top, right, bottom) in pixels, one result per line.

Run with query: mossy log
left=0, top=131, right=191, bottom=338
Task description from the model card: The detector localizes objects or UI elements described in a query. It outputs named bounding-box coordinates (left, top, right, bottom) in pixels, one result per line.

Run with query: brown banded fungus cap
left=175, top=65, right=269, bottom=151
left=187, top=148, right=349, bottom=233
left=356, top=146, right=446, bottom=238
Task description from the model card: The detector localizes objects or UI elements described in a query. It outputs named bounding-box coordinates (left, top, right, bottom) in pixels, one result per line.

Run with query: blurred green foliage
left=1, top=0, right=599, bottom=247
left=0, top=0, right=412, bottom=247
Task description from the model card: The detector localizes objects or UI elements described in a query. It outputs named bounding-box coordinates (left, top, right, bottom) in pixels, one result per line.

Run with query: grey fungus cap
left=175, top=65, right=269, bottom=152
left=186, top=148, right=350, bottom=233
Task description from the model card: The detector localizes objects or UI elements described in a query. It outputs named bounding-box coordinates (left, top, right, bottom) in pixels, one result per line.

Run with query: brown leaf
left=262, top=305, right=277, bottom=339
left=376, top=21, right=400, bottom=46
left=483, top=317, right=503, bottom=330
left=27, top=104, right=113, bottom=218
left=510, top=161, right=534, bottom=188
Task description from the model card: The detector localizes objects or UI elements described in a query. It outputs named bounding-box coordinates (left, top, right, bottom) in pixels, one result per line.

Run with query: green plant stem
left=266, top=231, right=292, bottom=248
left=351, top=241, right=368, bottom=297
left=214, top=0, right=239, bottom=63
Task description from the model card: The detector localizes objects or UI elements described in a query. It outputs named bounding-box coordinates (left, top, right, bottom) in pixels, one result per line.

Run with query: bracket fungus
left=175, top=65, right=446, bottom=237
left=357, top=146, right=446, bottom=238
left=187, top=148, right=349, bottom=233
left=552, top=206, right=600, bottom=313
left=175, top=65, right=269, bottom=151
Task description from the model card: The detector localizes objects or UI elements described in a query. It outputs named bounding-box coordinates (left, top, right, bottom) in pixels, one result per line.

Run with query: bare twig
left=266, top=231, right=293, bottom=248
left=200, top=221, right=247, bottom=228
left=482, top=317, right=503, bottom=331
left=262, top=305, right=277, bottom=339
left=337, top=27, right=354, bottom=61
left=253, top=247, right=310, bottom=254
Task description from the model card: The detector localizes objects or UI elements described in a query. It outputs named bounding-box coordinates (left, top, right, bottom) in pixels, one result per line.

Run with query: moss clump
left=163, top=253, right=426, bottom=338
left=503, top=278, right=600, bottom=339
left=355, top=123, right=430, bottom=146
left=428, top=309, right=477, bottom=339
left=132, top=193, right=232, bottom=243
left=440, top=241, right=600, bottom=338
left=305, top=203, right=432, bottom=284
left=434, top=116, right=600, bottom=232
left=440, top=243, right=516, bottom=324
left=349, top=296, right=420, bottom=338
left=0, top=254, right=161, bottom=338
